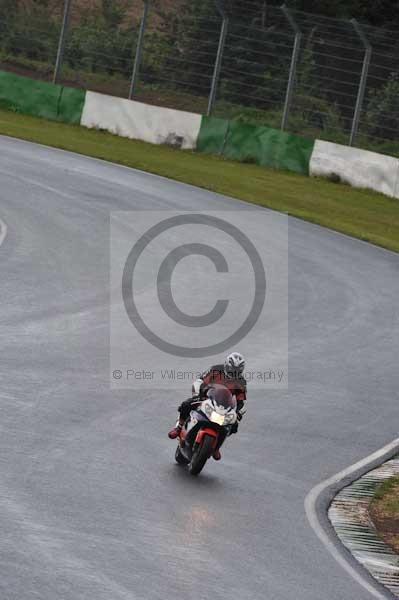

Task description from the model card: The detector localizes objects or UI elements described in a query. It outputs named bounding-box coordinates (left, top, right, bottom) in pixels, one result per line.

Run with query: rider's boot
left=213, top=448, right=221, bottom=461
left=168, top=419, right=183, bottom=439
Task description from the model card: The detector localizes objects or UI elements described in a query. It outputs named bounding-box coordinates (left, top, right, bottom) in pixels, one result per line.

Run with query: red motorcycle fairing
left=195, top=428, right=218, bottom=447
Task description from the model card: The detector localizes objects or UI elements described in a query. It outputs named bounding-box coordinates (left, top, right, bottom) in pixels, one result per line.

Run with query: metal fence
left=1, top=0, right=399, bottom=153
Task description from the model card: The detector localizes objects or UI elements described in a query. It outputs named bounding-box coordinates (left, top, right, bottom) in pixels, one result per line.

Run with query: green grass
left=0, top=108, right=398, bottom=252
left=374, top=476, right=399, bottom=508
left=370, top=476, right=399, bottom=554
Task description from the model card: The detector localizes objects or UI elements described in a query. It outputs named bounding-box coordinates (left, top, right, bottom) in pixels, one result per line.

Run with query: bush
left=289, top=95, right=346, bottom=140
left=365, top=73, right=399, bottom=141
left=0, top=3, right=59, bottom=63
left=65, top=18, right=135, bottom=77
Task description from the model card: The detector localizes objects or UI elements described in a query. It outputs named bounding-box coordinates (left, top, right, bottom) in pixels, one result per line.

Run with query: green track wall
left=197, top=116, right=315, bottom=175
left=0, top=70, right=315, bottom=177
left=196, top=116, right=230, bottom=155
left=0, top=71, right=85, bottom=124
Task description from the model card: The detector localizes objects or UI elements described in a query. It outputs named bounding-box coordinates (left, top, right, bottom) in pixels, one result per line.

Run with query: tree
left=158, top=0, right=292, bottom=106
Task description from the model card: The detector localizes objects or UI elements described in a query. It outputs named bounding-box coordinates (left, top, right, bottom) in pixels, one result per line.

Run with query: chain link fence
left=1, top=0, right=399, bottom=154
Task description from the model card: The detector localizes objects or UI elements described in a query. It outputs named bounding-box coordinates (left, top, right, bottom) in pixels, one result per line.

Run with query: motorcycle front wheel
left=175, top=445, right=190, bottom=465
left=188, top=435, right=214, bottom=476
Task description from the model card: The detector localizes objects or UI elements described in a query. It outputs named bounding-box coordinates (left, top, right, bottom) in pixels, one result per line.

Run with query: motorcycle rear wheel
left=189, top=435, right=214, bottom=476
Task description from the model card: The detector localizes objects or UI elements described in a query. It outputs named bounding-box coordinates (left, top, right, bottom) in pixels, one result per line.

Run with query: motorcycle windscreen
left=207, top=385, right=237, bottom=411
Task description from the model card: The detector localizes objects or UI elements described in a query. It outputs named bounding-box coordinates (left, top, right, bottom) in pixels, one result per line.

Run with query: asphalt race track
left=0, top=136, right=398, bottom=600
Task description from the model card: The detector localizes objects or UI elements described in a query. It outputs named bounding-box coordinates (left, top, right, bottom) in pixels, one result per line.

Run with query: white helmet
left=224, top=352, right=245, bottom=378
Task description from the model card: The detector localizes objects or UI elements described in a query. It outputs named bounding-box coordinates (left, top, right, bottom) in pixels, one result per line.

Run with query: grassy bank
left=0, top=108, right=398, bottom=252
left=370, top=476, right=399, bottom=554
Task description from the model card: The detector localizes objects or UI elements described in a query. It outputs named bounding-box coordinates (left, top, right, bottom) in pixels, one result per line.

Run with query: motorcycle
left=174, top=384, right=238, bottom=476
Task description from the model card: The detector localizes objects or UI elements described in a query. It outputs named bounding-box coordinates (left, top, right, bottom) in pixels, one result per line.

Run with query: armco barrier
left=222, top=121, right=314, bottom=175
left=81, top=91, right=202, bottom=150
left=0, top=70, right=85, bottom=124
left=196, top=116, right=230, bottom=155
left=56, top=85, right=86, bottom=124
left=197, top=116, right=314, bottom=176
left=310, top=140, right=399, bottom=198
left=1, top=69, right=399, bottom=198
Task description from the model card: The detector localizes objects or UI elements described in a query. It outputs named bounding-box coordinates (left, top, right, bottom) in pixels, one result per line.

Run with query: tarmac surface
left=0, top=136, right=398, bottom=599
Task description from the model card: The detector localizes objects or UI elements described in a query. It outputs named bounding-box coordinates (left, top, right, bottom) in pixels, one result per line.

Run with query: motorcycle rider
left=168, top=352, right=247, bottom=460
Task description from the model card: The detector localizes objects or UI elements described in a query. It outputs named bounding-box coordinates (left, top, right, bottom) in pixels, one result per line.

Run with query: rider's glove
left=199, top=384, right=210, bottom=399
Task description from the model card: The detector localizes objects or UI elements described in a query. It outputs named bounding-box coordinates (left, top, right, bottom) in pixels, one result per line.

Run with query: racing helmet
left=224, top=352, right=245, bottom=378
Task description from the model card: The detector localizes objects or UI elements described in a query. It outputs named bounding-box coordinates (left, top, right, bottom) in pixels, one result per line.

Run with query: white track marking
left=305, top=438, right=399, bottom=599
left=0, top=218, right=7, bottom=248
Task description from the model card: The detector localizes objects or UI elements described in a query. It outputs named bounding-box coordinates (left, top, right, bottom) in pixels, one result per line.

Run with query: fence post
left=207, top=0, right=229, bottom=117
left=280, top=4, right=302, bottom=131
left=53, top=0, right=72, bottom=84
left=349, top=19, right=372, bottom=147
left=129, top=0, right=150, bottom=99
